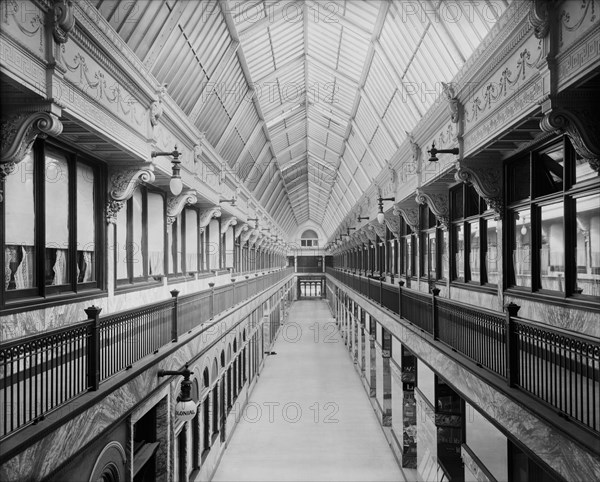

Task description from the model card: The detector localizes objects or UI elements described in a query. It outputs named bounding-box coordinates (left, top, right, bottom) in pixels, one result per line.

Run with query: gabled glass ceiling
left=93, top=0, right=511, bottom=236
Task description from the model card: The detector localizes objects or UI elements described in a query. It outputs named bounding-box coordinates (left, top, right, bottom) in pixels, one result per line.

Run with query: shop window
left=506, top=137, right=599, bottom=299
left=2, top=139, right=103, bottom=307
left=116, top=187, right=166, bottom=285
left=420, top=204, right=443, bottom=282
left=450, top=183, right=496, bottom=287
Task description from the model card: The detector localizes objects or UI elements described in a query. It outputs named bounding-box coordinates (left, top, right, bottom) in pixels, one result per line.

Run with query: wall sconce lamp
left=427, top=141, right=459, bottom=162
left=152, top=146, right=183, bottom=195
left=219, top=196, right=237, bottom=206
left=158, top=365, right=196, bottom=423
left=377, top=196, right=395, bottom=224
left=357, top=216, right=369, bottom=222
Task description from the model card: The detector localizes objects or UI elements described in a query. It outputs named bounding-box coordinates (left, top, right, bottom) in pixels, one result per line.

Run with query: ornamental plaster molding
left=150, top=84, right=167, bottom=128
left=166, top=190, right=198, bottom=224
left=1, top=109, right=63, bottom=177
left=221, top=217, right=238, bottom=235
left=442, top=82, right=461, bottom=124
left=199, top=207, right=221, bottom=229
left=455, top=159, right=504, bottom=219
left=415, top=187, right=450, bottom=230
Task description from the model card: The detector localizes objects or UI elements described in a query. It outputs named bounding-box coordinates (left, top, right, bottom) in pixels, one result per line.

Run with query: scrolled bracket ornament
left=1, top=111, right=63, bottom=170
left=221, top=216, right=238, bottom=235
left=415, top=188, right=450, bottom=230
left=540, top=108, right=599, bottom=175
left=109, top=168, right=156, bottom=202
left=454, top=160, right=504, bottom=219
left=166, top=190, right=198, bottom=224
left=394, top=205, right=419, bottom=233
left=52, top=0, right=75, bottom=44
left=199, top=207, right=222, bottom=230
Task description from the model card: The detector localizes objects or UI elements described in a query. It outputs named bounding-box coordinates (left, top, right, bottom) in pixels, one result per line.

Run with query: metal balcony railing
left=0, top=268, right=293, bottom=439
left=327, top=268, right=599, bottom=435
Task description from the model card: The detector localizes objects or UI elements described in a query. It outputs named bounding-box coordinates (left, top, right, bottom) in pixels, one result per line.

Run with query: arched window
left=301, top=229, right=319, bottom=247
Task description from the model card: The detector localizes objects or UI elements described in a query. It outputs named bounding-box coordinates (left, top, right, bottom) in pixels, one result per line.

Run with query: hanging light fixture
left=427, top=141, right=459, bottom=162
left=377, top=196, right=395, bottom=224
left=158, top=365, right=196, bottom=423
left=152, top=146, right=183, bottom=195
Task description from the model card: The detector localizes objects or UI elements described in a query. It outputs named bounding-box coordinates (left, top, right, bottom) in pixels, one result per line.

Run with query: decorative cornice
left=221, top=216, right=238, bottom=235
left=1, top=109, right=63, bottom=175
left=52, top=0, right=75, bottom=44
left=455, top=160, right=504, bottom=219
left=415, top=187, right=450, bottom=230
left=166, top=190, right=198, bottom=224
left=199, top=207, right=221, bottom=229
left=235, top=223, right=249, bottom=239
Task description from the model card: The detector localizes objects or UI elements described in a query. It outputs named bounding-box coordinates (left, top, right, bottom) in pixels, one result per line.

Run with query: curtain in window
left=131, top=190, right=143, bottom=278
left=77, top=164, right=95, bottom=282
left=5, top=152, right=35, bottom=290
left=185, top=210, right=198, bottom=272
left=45, top=151, right=69, bottom=286
left=148, top=193, right=164, bottom=276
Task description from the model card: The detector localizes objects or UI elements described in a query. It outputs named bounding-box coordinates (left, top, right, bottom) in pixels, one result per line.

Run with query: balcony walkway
left=211, top=300, right=404, bottom=482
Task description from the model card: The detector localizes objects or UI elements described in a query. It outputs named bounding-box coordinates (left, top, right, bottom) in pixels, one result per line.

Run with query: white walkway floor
left=212, top=300, right=405, bottom=482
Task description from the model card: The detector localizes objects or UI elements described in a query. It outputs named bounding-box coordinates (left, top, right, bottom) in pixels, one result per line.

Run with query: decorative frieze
left=454, top=159, right=504, bottom=219
left=166, top=190, right=198, bottom=224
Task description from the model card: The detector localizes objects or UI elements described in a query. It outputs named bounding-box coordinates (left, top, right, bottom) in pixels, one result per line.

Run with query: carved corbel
left=442, top=82, right=461, bottom=124
left=364, top=227, right=378, bottom=244
left=240, top=226, right=253, bottom=244
left=415, top=187, right=450, bottom=230
left=52, top=0, right=75, bottom=44
left=221, top=216, right=238, bottom=235
left=150, top=84, right=167, bottom=128
left=529, top=0, right=551, bottom=39
left=369, top=221, right=387, bottom=241
left=235, top=223, right=249, bottom=239
left=166, top=190, right=198, bottom=224
left=199, top=206, right=222, bottom=229
left=384, top=212, right=401, bottom=239
left=1, top=109, right=63, bottom=178
left=248, top=230, right=260, bottom=248
left=540, top=94, right=600, bottom=174
left=455, top=159, right=504, bottom=219
left=193, top=133, right=205, bottom=164
left=106, top=167, right=155, bottom=224
left=393, top=203, right=419, bottom=233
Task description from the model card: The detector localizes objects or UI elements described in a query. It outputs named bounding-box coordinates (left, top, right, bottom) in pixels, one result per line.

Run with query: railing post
left=84, top=305, right=102, bottom=391
left=170, top=289, right=179, bottom=342
left=431, top=287, right=440, bottom=339
left=504, top=302, right=521, bottom=387
left=209, top=282, right=215, bottom=319
left=398, top=280, right=404, bottom=319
